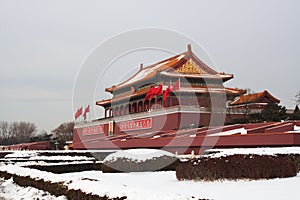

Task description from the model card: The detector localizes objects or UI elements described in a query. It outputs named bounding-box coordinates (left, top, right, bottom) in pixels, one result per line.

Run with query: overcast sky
left=0, top=0, right=299, bottom=132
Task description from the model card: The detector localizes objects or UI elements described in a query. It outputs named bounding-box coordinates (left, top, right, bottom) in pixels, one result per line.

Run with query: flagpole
left=88, top=104, right=90, bottom=122
left=86, top=104, right=88, bottom=122
left=179, top=78, right=181, bottom=107
left=169, top=79, right=171, bottom=107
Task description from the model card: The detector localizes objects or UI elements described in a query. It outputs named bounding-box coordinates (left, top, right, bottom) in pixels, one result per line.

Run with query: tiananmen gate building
left=73, top=45, right=300, bottom=154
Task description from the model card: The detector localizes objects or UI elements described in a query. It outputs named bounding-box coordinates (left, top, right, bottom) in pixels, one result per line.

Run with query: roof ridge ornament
left=140, top=63, right=143, bottom=71
left=187, top=44, right=192, bottom=52
left=176, top=58, right=207, bottom=74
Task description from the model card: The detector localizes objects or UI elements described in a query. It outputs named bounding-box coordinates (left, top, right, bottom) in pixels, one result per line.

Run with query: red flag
left=83, top=105, right=90, bottom=120
left=171, top=79, right=180, bottom=91
left=85, top=105, right=90, bottom=113
left=75, top=107, right=82, bottom=120
left=144, top=84, right=163, bottom=100
left=154, top=84, right=163, bottom=96
left=144, top=86, right=155, bottom=100
left=163, top=86, right=171, bottom=102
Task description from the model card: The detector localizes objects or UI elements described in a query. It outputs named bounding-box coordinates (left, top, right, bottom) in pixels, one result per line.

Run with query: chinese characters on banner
left=79, top=118, right=152, bottom=135
left=81, top=125, right=104, bottom=134
left=119, top=118, right=152, bottom=131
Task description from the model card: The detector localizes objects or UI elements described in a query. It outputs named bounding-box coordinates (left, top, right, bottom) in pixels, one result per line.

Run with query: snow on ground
left=68, top=171, right=300, bottom=200
left=1, top=163, right=300, bottom=200
left=0, top=178, right=66, bottom=200
left=104, top=148, right=175, bottom=162
left=205, top=147, right=300, bottom=158
left=4, top=152, right=94, bottom=161
left=1, top=147, right=300, bottom=199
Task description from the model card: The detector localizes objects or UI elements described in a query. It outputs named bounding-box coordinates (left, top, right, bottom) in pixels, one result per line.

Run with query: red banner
left=81, top=125, right=104, bottom=134
left=119, top=118, right=152, bottom=131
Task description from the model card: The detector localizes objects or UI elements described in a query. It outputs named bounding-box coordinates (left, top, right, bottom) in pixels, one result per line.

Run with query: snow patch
left=5, top=151, right=38, bottom=158
left=207, top=128, right=247, bottom=137
left=205, top=147, right=300, bottom=158
left=28, top=155, right=94, bottom=161
left=103, top=148, right=175, bottom=163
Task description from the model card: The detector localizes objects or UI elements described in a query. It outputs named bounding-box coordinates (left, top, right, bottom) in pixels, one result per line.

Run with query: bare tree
left=0, top=121, right=13, bottom=144
left=13, top=121, right=36, bottom=144
left=52, top=121, right=74, bottom=142
left=295, top=91, right=300, bottom=106
left=0, top=121, right=36, bottom=145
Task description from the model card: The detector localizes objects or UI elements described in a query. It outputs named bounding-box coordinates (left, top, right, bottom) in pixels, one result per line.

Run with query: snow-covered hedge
left=176, top=154, right=297, bottom=181
left=26, top=162, right=102, bottom=174
left=102, top=149, right=179, bottom=173
left=0, top=170, right=126, bottom=200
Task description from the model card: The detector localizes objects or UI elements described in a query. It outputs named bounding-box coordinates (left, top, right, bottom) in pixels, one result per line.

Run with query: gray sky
left=0, top=0, right=299, bottom=132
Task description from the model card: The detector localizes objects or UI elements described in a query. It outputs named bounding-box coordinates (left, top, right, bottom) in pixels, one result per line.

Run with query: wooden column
left=109, top=108, right=112, bottom=117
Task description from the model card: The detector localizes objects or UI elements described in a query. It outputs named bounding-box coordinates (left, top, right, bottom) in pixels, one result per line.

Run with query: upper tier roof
left=230, top=90, right=280, bottom=106
left=96, top=86, right=246, bottom=107
left=105, top=44, right=233, bottom=93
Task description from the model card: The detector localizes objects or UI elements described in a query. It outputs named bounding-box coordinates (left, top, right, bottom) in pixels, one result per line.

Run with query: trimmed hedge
left=176, top=154, right=297, bottom=181
left=26, top=162, right=102, bottom=174
left=102, top=155, right=180, bottom=173
left=276, top=154, right=300, bottom=172
left=0, top=152, right=11, bottom=158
